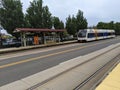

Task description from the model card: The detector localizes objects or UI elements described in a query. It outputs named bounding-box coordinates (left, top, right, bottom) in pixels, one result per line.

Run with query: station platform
left=95, top=63, right=120, bottom=90
left=0, top=40, right=76, bottom=54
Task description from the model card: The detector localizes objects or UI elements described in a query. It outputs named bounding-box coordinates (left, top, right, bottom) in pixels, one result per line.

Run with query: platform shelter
left=14, top=28, right=65, bottom=47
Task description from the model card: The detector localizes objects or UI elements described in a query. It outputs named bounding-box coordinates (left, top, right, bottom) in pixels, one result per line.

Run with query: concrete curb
left=0, top=40, right=77, bottom=54
left=0, top=43, right=120, bottom=90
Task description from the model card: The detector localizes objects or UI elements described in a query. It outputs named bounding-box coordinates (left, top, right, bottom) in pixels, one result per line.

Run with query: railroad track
left=28, top=45, right=120, bottom=90
left=74, top=54, right=120, bottom=90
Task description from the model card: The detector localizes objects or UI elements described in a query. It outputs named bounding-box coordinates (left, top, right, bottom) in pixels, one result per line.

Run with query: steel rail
left=74, top=54, right=120, bottom=90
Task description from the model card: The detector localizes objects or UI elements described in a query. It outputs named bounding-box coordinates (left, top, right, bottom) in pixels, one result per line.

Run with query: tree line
left=0, top=0, right=120, bottom=38
left=0, top=0, right=87, bottom=37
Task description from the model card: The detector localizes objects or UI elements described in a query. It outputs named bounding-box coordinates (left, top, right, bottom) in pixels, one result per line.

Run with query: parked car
left=2, top=39, right=21, bottom=47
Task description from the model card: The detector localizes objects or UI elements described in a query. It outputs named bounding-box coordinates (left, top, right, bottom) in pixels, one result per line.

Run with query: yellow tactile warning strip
left=96, top=63, right=120, bottom=90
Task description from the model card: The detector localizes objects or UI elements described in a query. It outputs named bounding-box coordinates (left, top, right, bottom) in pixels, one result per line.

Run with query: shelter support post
left=23, top=32, right=26, bottom=47
left=43, top=32, right=46, bottom=44
left=60, top=32, right=63, bottom=42
left=20, top=32, right=23, bottom=46
left=58, top=32, right=61, bottom=43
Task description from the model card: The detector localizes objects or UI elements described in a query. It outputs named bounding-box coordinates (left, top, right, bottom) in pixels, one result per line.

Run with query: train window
left=112, top=32, right=115, bottom=35
left=98, top=33, right=103, bottom=37
left=103, top=32, right=108, bottom=36
left=108, top=32, right=112, bottom=36
left=78, top=30, right=87, bottom=37
left=87, top=33, right=95, bottom=38
left=111, top=32, right=115, bottom=35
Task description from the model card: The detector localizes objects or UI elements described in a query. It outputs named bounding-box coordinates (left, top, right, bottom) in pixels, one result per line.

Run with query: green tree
left=59, top=21, right=64, bottom=29
left=0, top=0, right=24, bottom=36
left=66, top=10, right=87, bottom=36
left=76, top=10, right=87, bottom=31
left=52, top=16, right=64, bottom=29
left=109, top=21, right=114, bottom=29
left=26, top=0, right=43, bottom=28
left=97, top=22, right=105, bottom=29
left=42, top=6, right=52, bottom=29
left=26, top=0, right=52, bottom=28
left=97, top=21, right=114, bottom=29
left=114, top=22, right=120, bottom=35
left=66, top=15, right=77, bottom=35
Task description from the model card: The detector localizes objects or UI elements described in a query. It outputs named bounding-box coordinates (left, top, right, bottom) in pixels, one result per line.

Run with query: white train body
left=77, top=29, right=115, bottom=42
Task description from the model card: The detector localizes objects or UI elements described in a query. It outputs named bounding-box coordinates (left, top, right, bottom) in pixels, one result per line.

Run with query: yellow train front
left=77, top=29, right=115, bottom=42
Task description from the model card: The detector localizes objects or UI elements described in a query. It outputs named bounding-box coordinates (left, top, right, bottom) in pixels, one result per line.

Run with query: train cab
left=77, top=29, right=87, bottom=42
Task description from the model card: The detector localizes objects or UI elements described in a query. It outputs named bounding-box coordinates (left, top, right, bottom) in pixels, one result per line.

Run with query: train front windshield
left=78, top=30, right=87, bottom=37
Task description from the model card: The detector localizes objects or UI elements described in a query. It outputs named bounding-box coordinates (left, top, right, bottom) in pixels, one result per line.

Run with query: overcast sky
left=20, top=0, right=120, bottom=26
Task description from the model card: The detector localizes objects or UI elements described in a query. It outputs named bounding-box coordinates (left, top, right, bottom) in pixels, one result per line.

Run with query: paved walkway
left=96, top=63, right=120, bottom=90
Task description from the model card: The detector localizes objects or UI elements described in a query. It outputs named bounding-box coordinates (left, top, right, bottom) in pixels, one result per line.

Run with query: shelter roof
left=14, top=28, right=65, bottom=33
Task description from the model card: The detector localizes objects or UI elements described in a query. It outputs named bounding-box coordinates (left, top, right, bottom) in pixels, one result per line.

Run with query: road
left=0, top=37, right=120, bottom=86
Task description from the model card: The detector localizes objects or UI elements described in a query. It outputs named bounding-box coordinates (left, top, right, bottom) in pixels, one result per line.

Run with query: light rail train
left=77, top=29, right=115, bottom=42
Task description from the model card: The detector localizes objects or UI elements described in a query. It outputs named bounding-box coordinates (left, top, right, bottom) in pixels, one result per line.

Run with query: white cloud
left=21, top=0, right=120, bottom=26
left=21, top=0, right=31, bottom=13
